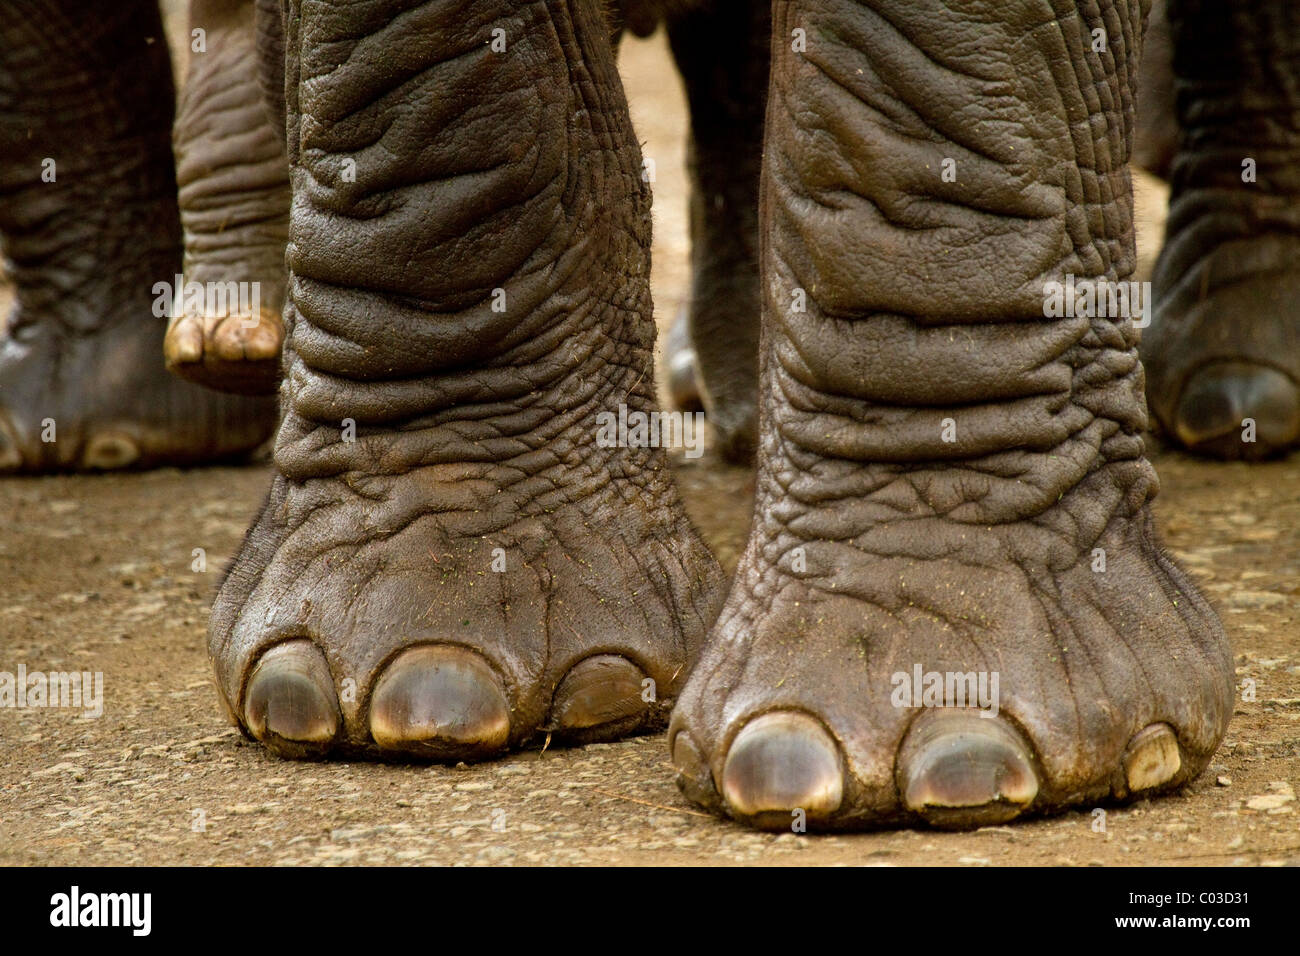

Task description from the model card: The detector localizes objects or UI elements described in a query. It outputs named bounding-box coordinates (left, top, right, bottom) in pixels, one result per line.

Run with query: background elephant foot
left=1142, top=244, right=1300, bottom=460
left=168, top=0, right=290, bottom=397
left=662, top=306, right=704, bottom=415
left=1142, top=0, right=1300, bottom=459
left=659, top=0, right=767, bottom=466
left=164, top=303, right=284, bottom=395
left=0, top=308, right=275, bottom=473
left=208, top=403, right=725, bottom=762
left=660, top=304, right=757, bottom=462
left=670, top=485, right=1234, bottom=831
left=0, top=0, right=278, bottom=470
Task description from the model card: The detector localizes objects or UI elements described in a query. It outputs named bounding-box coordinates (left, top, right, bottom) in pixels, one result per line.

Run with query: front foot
left=211, top=425, right=724, bottom=761
left=670, top=492, right=1233, bottom=831
left=0, top=314, right=274, bottom=472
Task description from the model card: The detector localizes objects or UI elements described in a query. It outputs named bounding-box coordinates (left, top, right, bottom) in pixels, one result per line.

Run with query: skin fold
left=0, top=0, right=275, bottom=471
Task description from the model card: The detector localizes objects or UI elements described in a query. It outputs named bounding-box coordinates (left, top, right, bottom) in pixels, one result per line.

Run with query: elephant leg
left=165, top=0, right=290, bottom=395
left=1142, top=1, right=1300, bottom=458
left=1133, top=0, right=1174, bottom=179
left=210, top=0, right=724, bottom=760
left=0, top=0, right=275, bottom=472
left=670, top=0, right=1233, bottom=830
left=661, top=0, right=770, bottom=462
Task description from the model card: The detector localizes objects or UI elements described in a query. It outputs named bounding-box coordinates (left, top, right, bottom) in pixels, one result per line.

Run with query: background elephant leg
left=0, top=0, right=274, bottom=471
left=1142, top=1, right=1300, bottom=458
left=1133, top=0, right=1175, bottom=180
left=209, top=0, right=722, bottom=760
left=663, top=0, right=770, bottom=462
left=670, top=0, right=1231, bottom=830
left=166, top=0, right=290, bottom=395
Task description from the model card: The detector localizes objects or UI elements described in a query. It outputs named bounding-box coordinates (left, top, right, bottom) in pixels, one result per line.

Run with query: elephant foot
left=1142, top=2, right=1300, bottom=460
left=0, top=313, right=275, bottom=473
left=662, top=306, right=756, bottom=462
left=169, top=0, right=290, bottom=397
left=209, top=401, right=725, bottom=761
left=663, top=307, right=704, bottom=415
left=1142, top=237, right=1300, bottom=460
left=670, top=474, right=1233, bottom=831
left=164, top=304, right=284, bottom=395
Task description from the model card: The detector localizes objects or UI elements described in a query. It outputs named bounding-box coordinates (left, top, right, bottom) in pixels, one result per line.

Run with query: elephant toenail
left=244, top=640, right=340, bottom=759
left=671, top=729, right=720, bottom=809
left=898, top=712, right=1039, bottom=827
left=165, top=316, right=204, bottom=364
left=550, top=655, right=649, bottom=735
left=369, top=645, right=510, bottom=759
left=664, top=308, right=704, bottom=414
left=1174, top=361, right=1300, bottom=458
left=0, top=415, right=22, bottom=471
left=721, top=712, right=843, bottom=824
left=82, top=432, right=140, bottom=470
left=1122, top=723, right=1182, bottom=794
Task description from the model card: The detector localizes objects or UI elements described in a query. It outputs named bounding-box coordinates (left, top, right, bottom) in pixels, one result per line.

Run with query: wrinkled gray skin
left=668, top=0, right=1233, bottom=830
left=203, top=0, right=1234, bottom=833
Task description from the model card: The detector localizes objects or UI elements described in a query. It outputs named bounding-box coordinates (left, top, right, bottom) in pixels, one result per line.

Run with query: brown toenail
left=721, top=711, right=843, bottom=825
left=0, top=416, right=22, bottom=471
left=165, top=316, right=204, bottom=364
left=369, top=645, right=510, bottom=759
left=550, top=654, right=649, bottom=735
left=1122, top=722, right=1182, bottom=794
left=671, top=729, right=720, bottom=809
left=244, top=640, right=340, bottom=759
left=81, top=433, right=140, bottom=470
left=898, top=712, right=1039, bottom=828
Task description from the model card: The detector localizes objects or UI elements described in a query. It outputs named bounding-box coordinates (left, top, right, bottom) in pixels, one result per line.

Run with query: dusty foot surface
left=1, top=31, right=1296, bottom=867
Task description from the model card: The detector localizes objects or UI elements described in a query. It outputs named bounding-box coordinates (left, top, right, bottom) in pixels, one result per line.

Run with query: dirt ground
left=1, top=30, right=1297, bottom=868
